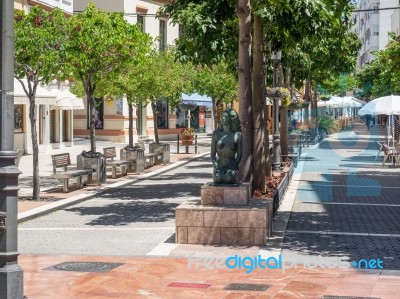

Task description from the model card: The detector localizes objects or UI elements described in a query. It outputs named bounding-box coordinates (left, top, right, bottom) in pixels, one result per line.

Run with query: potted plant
left=180, top=127, right=195, bottom=145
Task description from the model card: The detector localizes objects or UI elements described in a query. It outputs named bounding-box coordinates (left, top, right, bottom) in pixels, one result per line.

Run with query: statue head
left=219, top=108, right=241, bottom=132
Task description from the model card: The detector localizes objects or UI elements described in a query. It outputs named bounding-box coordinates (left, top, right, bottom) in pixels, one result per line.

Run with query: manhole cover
left=43, top=262, right=124, bottom=273
left=322, top=296, right=381, bottom=299
left=224, top=283, right=270, bottom=291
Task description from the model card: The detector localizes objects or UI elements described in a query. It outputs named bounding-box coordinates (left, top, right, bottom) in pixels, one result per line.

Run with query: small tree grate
left=224, top=283, right=270, bottom=291
left=43, top=261, right=124, bottom=273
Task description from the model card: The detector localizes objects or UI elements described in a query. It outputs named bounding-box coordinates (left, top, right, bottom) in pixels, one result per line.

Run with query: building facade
left=14, top=0, right=75, bottom=153
left=73, top=0, right=213, bottom=143
left=353, top=0, right=398, bottom=69
left=14, top=0, right=73, bottom=14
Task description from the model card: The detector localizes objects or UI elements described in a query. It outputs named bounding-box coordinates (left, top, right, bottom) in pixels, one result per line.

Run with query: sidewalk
left=18, top=124, right=400, bottom=298
left=18, top=136, right=211, bottom=214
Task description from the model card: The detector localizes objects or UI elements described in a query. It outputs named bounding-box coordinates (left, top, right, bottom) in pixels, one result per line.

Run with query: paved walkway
left=18, top=124, right=400, bottom=298
left=282, top=123, right=400, bottom=270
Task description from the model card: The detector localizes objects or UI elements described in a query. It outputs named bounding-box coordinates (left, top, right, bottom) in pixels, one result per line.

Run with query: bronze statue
left=211, top=108, right=242, bottom=184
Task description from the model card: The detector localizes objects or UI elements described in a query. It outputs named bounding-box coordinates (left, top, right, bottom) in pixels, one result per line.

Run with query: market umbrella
left=358, top=95, right=400, bottom=145
left=357, top=95, right=400, bottom=116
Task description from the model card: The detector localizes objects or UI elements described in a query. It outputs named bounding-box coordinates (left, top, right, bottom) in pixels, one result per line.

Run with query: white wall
left=379, top=0, right=397, bottom=49
left=74, top=0, right=124, bottom=12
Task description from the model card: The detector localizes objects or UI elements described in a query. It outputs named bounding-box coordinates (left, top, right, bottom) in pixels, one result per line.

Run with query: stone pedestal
left=175, top=199, right=272, bottom=245
left=201, top=182, right=250, bottom=206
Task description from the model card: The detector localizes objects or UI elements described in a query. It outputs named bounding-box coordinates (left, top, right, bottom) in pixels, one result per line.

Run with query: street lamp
left=271, top=50, right=282, bottom=172
left=0, top=0, right=24, bottom=298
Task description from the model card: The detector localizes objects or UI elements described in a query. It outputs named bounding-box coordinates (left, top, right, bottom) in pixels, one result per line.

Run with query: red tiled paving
left=21, top=255, right=400, bottom=298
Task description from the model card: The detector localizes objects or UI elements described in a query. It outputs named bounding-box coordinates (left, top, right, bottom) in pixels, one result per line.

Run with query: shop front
left=13, top=79, right=57, bottom=154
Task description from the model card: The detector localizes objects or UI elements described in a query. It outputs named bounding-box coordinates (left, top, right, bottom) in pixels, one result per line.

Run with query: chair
left=375, top=141, right=383, bottom=161
left=382, top=143, right=398, bottom=166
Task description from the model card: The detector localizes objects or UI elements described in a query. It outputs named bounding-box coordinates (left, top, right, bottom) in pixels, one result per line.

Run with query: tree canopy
left=66, top=3, right=150, bottom=152
left=14, top=6, right=69, bottom=200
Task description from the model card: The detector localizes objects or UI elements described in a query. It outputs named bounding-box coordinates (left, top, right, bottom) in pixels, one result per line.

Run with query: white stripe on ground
left=285, top=230, right=400, bottom=238
left=146, top=234, right=179, bottom=256
left=18, top=227, right=175, bottom=231
left=296, top=202, right=400, bottom=207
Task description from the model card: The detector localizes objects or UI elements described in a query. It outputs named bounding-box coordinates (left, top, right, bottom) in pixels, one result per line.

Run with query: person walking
left=365, top=114, right=371, bottom=130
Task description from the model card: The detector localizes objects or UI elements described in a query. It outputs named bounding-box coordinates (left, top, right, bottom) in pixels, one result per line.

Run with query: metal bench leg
left=121, top=165, right=127, bottom=176
left=63, top=178, right=69, bottom=192
left=87, top=173, right=92, bottom=184
left=112, top=166, right=117, bottom=179
left=77, top=176, right=82, bottom=188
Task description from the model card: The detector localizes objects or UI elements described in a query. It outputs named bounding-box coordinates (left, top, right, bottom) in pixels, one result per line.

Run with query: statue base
left=200, top=182, right=250, bottom=206
left=175, top=199, right=272, bottom=245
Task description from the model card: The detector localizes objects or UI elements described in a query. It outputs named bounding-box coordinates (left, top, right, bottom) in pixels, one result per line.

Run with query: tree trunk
left=85, top=82, right=96, bottom=152
left=237, top=0, right=253, bottom=184
left=310, top=81, right=318, bottom=131
left=265, top=50, right=271, bottom=178
left=252, top=15, right=265, bottom=192
left=128, top=102, right=133, bottom=146
left=213, top=97, right=224, bottom=131
left=304, top=79, right=311, bottom=125
left=151, top=101, right=160, bottom=143
left=280, top=106, right=289, bottom=156
left=280, top=66, right=290, bottom=156
left=29, top=96, right=40, bottom=200
left=216, top=100, right=223, bottom=129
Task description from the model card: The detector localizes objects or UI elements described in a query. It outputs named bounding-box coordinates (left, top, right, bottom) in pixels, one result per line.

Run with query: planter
left=181, top=134, right=194, bottom=146
left=77, top=151, right=106, bottom=184
left=288, top=101, right=308, bottom=110
left=253, top=162, right=295, bottom=216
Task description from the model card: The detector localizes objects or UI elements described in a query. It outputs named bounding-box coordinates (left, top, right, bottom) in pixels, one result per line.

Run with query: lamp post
left=0, top=0, right=24, bottom=298
left=271, top=50, right=282, bottom=172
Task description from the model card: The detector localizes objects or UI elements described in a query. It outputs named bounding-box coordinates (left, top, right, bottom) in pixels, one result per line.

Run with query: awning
left=13, top=78, right=57, bottom=105
left=181, top=93, right=213, bottom=108
left=49, top=89, right=85, bottom=110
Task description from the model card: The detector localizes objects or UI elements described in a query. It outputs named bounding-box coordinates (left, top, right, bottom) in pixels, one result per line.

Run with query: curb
left=18, top=151, right=210, bottom=223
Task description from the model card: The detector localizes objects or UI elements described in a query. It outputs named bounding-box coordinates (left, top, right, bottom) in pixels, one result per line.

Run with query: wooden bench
left=177, top=134, right=198, bottom=154
left=50, top=153, right=92, bottom=192
left=103, top=147, right=130, bottom=179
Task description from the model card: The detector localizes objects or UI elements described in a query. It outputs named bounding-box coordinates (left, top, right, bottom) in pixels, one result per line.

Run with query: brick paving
left=282, top=123, right=400, bottom=270
left=17, top=125, right=400, bottom=298
left=18, top=155, right=213, bottom=256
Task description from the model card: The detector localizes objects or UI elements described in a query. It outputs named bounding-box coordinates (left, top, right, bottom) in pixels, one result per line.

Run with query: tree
left=135, top=47, right=193, bottom=143
left=356, top=33, right=400, bottom=98
left=93, top=36, right=152, bottom=147
left=194, top=63, right=238, bottom=130
left=66, top=3, right=149, bottom=152
left=14, top=6, right=68, bottom=200
left=160, top=0, right=254, bottom=184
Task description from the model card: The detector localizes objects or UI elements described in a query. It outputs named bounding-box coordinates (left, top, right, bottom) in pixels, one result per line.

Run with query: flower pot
left=181, top=134, right=194, bottom=145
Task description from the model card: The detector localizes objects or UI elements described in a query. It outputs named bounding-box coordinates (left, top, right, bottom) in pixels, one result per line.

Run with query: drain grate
left=224, top=283, right=270, bottom=292
left=43, top=261, right=124, bottom=273
left=322, top=296, right=381, bottom=299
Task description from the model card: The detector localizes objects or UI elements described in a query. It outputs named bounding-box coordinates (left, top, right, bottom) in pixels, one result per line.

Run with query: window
left=137, top=15, right=145, bottom=33
left=176, top=108, right=187, bottom=128
left=159, top=20, right=167, bottom=51
left=156, top=101, right=168, bottom=128
left=372, top=5, right=378, bottom=13
left=14, top=105, right=23, bottom=132
left=87, top=98, right=104, bottom=129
